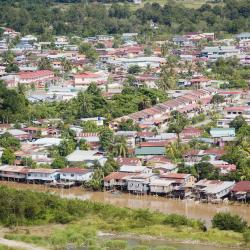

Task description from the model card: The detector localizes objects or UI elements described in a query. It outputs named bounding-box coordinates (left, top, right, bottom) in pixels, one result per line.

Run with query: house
left=116, top=157, right=142, bottom=166
left=160, top=173, right=196, bottom=198
left=201, top=46, right=241, bottom=61
left=217, top=106, right=250, bottom=127
left=127, top=173, right=155, bottom=194
left=5, top=129, right=31, bottom=141
left=104, top=172, right=137, bottom=190
left=33, top=138, right=62, bottom=147
left=108, top=56, right=165, bottom=69
left=210, top=128, right=235, bottom=146
left=66, top=150, right=106, bottom=166
left=149, top=179, right=175, bottom=195
left=73, top=71, right=108, bottom=87
left=27, top=168, right=60, bottom=183
left=119, top=165, right=151, bottom=174
left=115, top=131, right=137, bottom=148
left=18, top=70, right=55, bottom=86
left=0, top=165, right=28, bottom=181
left=135, top=141, right=168, bottom=156
left=193, top=180, right=235, bottom=201
left=235, top=32, right=250, bottom=41
left=59, top=168, right=93, bottom=183
left=80, top=117, right=106, bottom=126
left=180, top=127, right=203, bottom=139
left=76, top=132, right=100, bottom=149
left=231, top=181, right=250, bottom=201
left=23, top=127, right=48, bottom=137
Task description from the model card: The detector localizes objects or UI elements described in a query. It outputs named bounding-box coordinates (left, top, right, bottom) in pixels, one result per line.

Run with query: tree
left=99, top=127, right=114, bottom=151
left=51, top=157, right=67, bottom=169
left=79, top=139, right=90, bottom=150
left=2, top=50, right=15, bottom=64
left=0, top=133, right=20, bottom=151
left=128, top=65, right=141, bottom=75
left=79, top=43, right=98, bottom=63
left=194, top=162, right=220, bottom=180
left=1, top=148, right=15, bottom=165
left=38, top=58, right=52, bottom=70
left=167, top=111, right=188, bottom=141
left=111, top=136, right=128, bottom=157
left=165, top=142, right=188, bottom=162
left=229, top=115, right=247, bottom=133
left=61, top=58, right=72, bottom=73
left=21, top=157, right=36, bottom=168
left=211, top=94, right=225, bottom=104
left=81, top=121, right=100, bottom=133
left=58, top=139, right=76, bottom=157
left=5, top=63, right=19, bottom=73
left=119, top=119, right=140, bottom=131
left=212, top=212, right=247, bottom=233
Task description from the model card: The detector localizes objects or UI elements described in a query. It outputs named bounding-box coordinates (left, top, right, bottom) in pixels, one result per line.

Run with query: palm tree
left=112, top=136, right=128, bottom=157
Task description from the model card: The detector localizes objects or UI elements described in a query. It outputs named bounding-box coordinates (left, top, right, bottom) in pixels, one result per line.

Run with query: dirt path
left=0, top=237, right=48, bottom=250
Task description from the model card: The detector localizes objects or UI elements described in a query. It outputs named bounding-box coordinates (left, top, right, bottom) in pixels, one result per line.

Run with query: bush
left=212, top=212, right=248, bottom=233
left=243, top=229, right=250, bottom=244
left=104, top=240, right=127, bottom=250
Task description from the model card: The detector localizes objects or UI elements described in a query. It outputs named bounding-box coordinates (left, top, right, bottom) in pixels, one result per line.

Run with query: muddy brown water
left=1, top=181, right=250, bottom=228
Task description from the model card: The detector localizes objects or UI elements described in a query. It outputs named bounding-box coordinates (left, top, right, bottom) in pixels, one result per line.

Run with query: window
left=71, top=174, right=74, bottom=177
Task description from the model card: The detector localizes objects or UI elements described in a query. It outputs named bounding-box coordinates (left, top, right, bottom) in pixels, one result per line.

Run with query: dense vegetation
left=0, top=81, right=167, bottom=123
left=0, top=0, right=249, bottom=39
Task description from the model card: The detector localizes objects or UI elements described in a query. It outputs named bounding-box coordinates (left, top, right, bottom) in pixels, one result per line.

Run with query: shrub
left=243, top=229, right=250, bottom=244
left=212, top=212, right=247, bottom=233
left=104, top=240, right=128, bottom=250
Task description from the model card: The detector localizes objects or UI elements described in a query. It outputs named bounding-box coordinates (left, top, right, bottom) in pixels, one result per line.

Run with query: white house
left=59, top=168, right=93, bottom=183
left=27, top=168, right=60, bottom=183
left=66, top=150, right=106, bottom=166
left=73, top=71, right=108, bottom=87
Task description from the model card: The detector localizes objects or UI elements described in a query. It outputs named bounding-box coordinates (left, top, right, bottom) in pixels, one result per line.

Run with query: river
left=1, top=181, right=250, bottom=227
left=1, top=181, right=250, bottom=250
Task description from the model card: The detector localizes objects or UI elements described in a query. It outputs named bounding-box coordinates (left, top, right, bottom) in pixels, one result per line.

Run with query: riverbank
left=0, top=184, right=249, bottom=250
left=1, top=181, right=249, bottom=227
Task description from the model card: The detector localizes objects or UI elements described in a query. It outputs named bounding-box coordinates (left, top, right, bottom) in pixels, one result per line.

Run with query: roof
left=66, top=150, right=103, bottom=162
left=119, top=165, right=148, bottom=173
left=116, top=157, right=141, bottom=166
left=232, top=181, right=250, bottom=192
left=149, top=179, right=174, bottom=187
left=60, top=168, right=91, bottom=174
left=104, top=172, right=136, bottom=181
left=19, top=70, right=54, bottom=79
left=74, top=71, right=102, bottom=78
left=28, top=168, right=59, bottom=174
left=135, top=146, right=166, bottom=156
left=139, top=141, right=168, bottom=147
left=0, top=165, right=28, bottom=174
left=160, top=173, right=191, bottom=179
left=225, top=106, right=249, bottom=112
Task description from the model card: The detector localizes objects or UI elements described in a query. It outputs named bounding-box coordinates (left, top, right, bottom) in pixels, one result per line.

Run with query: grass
left=0, top=245, right=24, bottom=250
left=3, top=216, right=249, bottom=250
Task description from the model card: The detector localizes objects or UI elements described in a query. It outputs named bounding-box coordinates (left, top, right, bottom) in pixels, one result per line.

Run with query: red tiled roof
left=204, top=148, right=225, bottom=156
left=19, top=70, right=54, bottom=79
left=74, top=71, right=101, bottom=78
left=225, top=106, right=249, bottom=112
left=232, top=181, right=250, bottom=192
